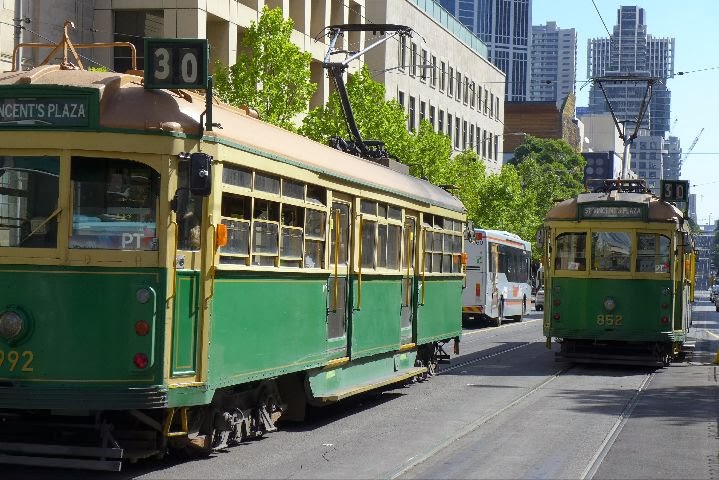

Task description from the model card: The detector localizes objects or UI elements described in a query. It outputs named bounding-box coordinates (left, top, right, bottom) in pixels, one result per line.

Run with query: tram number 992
left=0, top=349, right=34, bottom=372
left=596, top=314, right=623, bottom=326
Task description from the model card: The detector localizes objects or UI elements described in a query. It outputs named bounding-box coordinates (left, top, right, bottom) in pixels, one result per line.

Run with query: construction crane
left=681, top=127, right=704, bottom=168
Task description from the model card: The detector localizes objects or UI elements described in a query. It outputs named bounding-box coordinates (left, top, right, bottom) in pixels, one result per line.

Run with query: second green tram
left=541, top=180, right=694, bottom=366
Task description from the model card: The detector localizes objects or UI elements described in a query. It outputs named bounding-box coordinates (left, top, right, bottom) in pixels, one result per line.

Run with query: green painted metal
left=544, top=277, right=683, bottom=342
left=306, top=349, right=418, bottom=399
left=208, top=271, right=330, bottom=388
left=416, top=277, right=463, bottom=344
left=0, top=265, right=164, bottom=393
left=348, top=275, right=402, bottom=359
left=171, top=271, right=200, bottom=377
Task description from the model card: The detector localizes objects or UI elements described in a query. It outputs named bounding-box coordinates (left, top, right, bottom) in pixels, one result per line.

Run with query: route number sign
left=660, top=180, right=689, bottom=203
left=144, top=39, right=208, bottom=90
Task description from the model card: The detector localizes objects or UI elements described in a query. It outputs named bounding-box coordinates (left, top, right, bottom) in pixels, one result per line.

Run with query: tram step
left=0, top=441, right=123, bottom=471
left=314, top=366, right=428, bottom=402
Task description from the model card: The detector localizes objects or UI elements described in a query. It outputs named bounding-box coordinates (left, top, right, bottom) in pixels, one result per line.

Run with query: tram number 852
left=144, top=39, right=208, bottom=90
left=596, top=314, right=623, bottom=326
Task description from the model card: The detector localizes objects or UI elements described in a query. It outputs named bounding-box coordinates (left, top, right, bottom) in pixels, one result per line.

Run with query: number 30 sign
left=144, top=39, right=208, bottom=90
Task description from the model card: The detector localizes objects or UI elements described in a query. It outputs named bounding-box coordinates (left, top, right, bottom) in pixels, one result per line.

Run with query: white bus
left=462, top=229, right=532, bottom=326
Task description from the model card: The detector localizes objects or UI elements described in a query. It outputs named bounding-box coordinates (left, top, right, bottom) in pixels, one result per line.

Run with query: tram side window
left=252, top=199, right=280, bottom=266
left=304, top=209, right=326, bottom=268
left=70, top=157, right=159, bottom=251
left=177, top=161, right=204, bottom=251
left=219, top=193, right=251, bottom=263
left=591, top=232, right=630, bottom=272
left=554, top=232, right=587, bottom=271
left=361, top=218, right=377, bottom=269
left=0, top=156, right=59, bottom=248
left=636, top=233, right=671, bottom=273
left=330, top=203, right=350, bottom=266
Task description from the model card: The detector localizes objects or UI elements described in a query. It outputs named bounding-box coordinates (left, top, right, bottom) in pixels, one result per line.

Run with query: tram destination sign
left=0, top=96, right=90, bottom=127
left=144, top=38, right=209, bottom=90
left=580, top=204, right=646, bottom=220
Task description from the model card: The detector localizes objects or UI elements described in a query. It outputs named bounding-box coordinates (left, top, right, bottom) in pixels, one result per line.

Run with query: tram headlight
left=0, top=310, right=24, bottom=341
left=603, top=297, right=617, bottom=312
left=136, top=288, right=152, bottom=304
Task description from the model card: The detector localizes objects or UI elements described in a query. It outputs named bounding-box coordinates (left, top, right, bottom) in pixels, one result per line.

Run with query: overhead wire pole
left=593, top=74, right=657, bottom=179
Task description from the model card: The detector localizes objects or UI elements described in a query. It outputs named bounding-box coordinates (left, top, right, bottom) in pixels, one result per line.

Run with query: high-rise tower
left=440, top=0, right=531, bottom=101
left=529, top=21, right=577, bottom=106
left=587, top=6, right=674, bottom=137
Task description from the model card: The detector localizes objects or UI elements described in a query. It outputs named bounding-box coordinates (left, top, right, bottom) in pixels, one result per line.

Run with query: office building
left=529, top=21, right=576, bottom=107
left=438, top=0, right=531, bottom=101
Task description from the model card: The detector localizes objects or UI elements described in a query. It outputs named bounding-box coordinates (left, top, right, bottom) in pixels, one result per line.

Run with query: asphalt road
left=7, top=297, right=719, bottom=479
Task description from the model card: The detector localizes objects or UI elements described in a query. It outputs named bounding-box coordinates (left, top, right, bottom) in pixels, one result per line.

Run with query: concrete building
left=529, top=21, right=576, bottom=108
left=9, top=0, right=368, bottom=112
left=366, top=0, right=506, bottom=173
left=663, top=135, right=681, bottom=180
left=438, top=0, right=531, bottom=102
left=587, top=6, right=674, bottom=138
left=629, top=133, right=666, bottom=194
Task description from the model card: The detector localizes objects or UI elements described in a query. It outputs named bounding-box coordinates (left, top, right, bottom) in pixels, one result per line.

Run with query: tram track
left=388, top=364, right=575, bottom=479
left=579, top=372, right=655, bottom=479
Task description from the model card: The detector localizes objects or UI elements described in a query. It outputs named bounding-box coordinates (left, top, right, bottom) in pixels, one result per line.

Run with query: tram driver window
left=0, top=156, right=60, bottom=248
left=636, top=233, right=671, bottom=273
left=70, top=157, right=160, bottom=251
left=591, top=232, right=631, bottom=272
left=554, top=232, right=587, bottom=271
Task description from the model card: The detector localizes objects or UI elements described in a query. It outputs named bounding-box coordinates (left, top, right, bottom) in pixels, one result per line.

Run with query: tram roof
left=0, top=66, right=465, bottom=214
left=546, top=191, right=684, bottom=223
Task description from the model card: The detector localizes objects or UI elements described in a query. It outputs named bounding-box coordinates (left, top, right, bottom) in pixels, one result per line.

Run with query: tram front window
left=0, top=156, right=59, bottom=248
left=591, top=232, right=631, bottom=272
left=554, top=232, right=586, bottom=271
left=70, top=157, right=160, bottom=250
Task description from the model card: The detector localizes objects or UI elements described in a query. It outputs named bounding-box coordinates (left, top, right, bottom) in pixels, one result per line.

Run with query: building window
left=438, top=110, right=444, bottom=133
left=114, top=10, right=164, bottom=72
left=484, top=90, right=489, bottom=115
left=488, top=133, right=493, bottom=160
left=410, top=43, right=417, bottom=77
left=431, top=55, right=437, bottom=87
left=462, top=120, right=467, bottom=150
left=470, top=82, right=476, bottom=108
left=463, top=79, right=469, bottom=104
left=454, top=117, right=460, bottom=149
left=420, top=101, right=426, bottom=123
left=420, top=49, right=428, bottom=81
left=456, top=71, right=462, bottom=101
left=399, top=35, right=407, bottom=70
left=429, top=105, right=436, bottom=129
left=475, top=126, right=481, bottom=154
left=448, top=67, right=454, bottom=96
left=408, top=96, right=416, bottom=132
left=398, top=90, right=405, bottom=109
left=440, top=61, right=446, bottom=91
left=489, top=93, right=494, bottom=118
left=482, top=131, right=487, bottom=157
left=495, top=97, right=500, bottom=121
left=447, top=114, right=452, bottom=142
left=477, top=85, right=483, bottom=111
left=469, top=124, right=475, bottom=150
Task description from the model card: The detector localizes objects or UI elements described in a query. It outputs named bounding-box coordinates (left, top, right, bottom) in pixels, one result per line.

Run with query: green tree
left=213, top=7, right=315, bottom=130
left=300, top=65, right=412, bottom=160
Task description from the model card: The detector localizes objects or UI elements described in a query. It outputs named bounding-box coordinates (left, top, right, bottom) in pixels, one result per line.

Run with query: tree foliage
left=300, top=65, right=412, bottom=159
left=213, top=7, right=315, bottom=130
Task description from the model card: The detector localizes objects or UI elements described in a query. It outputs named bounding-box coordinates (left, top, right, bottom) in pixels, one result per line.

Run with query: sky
left=532, top=0, right=719, bottom=225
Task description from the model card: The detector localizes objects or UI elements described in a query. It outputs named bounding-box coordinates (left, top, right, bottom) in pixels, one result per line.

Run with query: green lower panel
left=208, top=272, right=330, bottom=388
left=349, top=276, right=402, bottom=358
left=544, top=277, right=683, bottom=342
left=417, top=277, right=463, bottom=344
left=307, top=349, right=418, bottom=399
left=0, top=265, right=164, bottom=390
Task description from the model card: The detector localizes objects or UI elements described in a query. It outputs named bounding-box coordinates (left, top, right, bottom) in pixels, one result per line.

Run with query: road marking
left=704, top=330, right=719, bottom=339
left=580, top=373, right=655, bottom=480
left=463, top=318, right=541, bottom=336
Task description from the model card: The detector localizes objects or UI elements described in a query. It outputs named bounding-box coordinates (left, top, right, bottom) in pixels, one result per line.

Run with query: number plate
left=0, top=349, right=34, bottom=372
left=596, top=314, right=623, bottom=326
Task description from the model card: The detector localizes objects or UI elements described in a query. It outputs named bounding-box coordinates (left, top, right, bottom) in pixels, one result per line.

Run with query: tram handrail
left=168, top=220, right=178, bottom=303
left=208, top=223, right=217, bottom=304
left=405, top=229, right=412, bottom=306
left=421, top=228, right=427, bottom=305
left=357, top=214, right=363, bottom=310
left=333, top=208, right=340, bottom=312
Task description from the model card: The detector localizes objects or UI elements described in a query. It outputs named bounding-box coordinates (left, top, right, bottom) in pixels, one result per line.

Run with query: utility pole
left=13, top=0, right=25, bottom=71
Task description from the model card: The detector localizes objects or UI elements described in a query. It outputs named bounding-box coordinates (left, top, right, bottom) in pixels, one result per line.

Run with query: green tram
left=540, top=179, right=694, bottom=366
left=0, top=45, right=465, bottom=470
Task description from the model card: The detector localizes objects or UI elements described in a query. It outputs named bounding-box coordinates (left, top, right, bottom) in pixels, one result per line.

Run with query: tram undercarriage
left=555, top=339, right=685, bottom=367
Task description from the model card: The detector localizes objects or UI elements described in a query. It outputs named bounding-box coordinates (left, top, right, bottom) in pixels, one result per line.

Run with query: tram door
left=401, top=216, right=418, bottom=344
left=327, top=200, right=351, bottom=356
